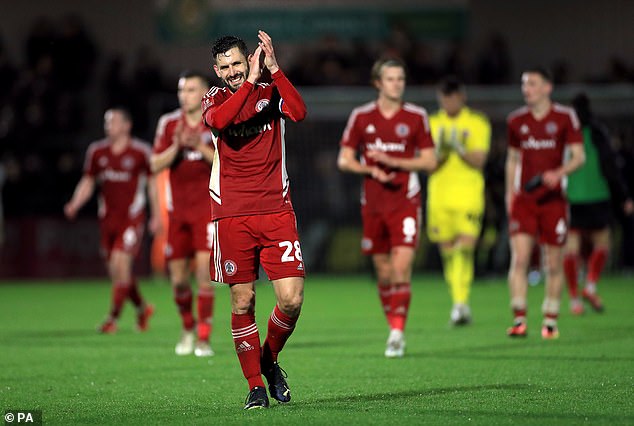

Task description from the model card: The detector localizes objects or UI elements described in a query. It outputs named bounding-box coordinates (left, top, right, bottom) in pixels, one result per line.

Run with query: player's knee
left=174, top=282, right=190, bottom=294
left=231, top=289, right=256, bottom=314
left=543, top=262, right=562, bottom=277
left=278, top=294, right=303, bottom=317
left=510, top=255, right=530, bottom=272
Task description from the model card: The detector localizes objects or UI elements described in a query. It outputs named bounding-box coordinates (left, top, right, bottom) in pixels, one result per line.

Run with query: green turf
left=0, top=274, right=632, bottom=425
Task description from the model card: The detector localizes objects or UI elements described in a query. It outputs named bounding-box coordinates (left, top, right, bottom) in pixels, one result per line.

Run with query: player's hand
left=542, top=169, right=563, bottom=189
left=64, top=202, right=77, bottom=220
left=449, top=139, right=466, bottom=156
left=247, top=45, right=263, bottom=83
left=258, top=30, right=279, bottom=74
left=172, top=121, right=185, bottom=147
left=370, top=166, right=396, bottom=183
left=624, top=199, right=634, bottom=216
left=179, top=126, right=202, bottom=149
left=148, top=215, right=162, bottom=235
left=435, top=139, right=453, bottom=160
left=367, top=150, right=398, bottom=168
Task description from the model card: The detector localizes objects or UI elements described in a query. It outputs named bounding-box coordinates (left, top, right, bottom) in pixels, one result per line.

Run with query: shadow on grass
left=300, top=384, right=632, bottom=422
left=305, top=383, right=530, bottom=404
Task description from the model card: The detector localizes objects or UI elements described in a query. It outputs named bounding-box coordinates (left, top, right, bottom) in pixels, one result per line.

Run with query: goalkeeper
left=427, top=76, right=491, bottom=325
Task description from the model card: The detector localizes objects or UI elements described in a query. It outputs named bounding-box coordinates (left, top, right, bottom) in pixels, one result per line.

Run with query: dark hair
left=107, top=107, right=132, bottom=123
left=438, top=75, right=464, bottom=95
left=523, top=67, right=553, bottom=83
left=370, top=57, right=407, bottom=82
left=178, top=70, right=211, bottom=89
left=211, top=36, right=248, bottom=63
left=571, top=92, right=592, bottom=125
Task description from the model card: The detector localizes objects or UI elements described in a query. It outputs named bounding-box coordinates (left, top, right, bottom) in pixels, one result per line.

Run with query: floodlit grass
left=1, top=274, right=632, bottom=425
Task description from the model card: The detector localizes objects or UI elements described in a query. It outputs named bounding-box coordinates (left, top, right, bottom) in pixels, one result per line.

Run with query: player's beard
left=225, top=72, right=246, bottom=92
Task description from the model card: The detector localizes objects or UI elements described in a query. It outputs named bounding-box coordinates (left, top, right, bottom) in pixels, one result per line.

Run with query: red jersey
left=507, top=103, right=582, bottom=197
left=84, top=138, right=152, bottom=221
left=153, top=109, right=213, bottom=215
left=201, top=70, right=307, bottom=221
left=340, top=101, right=434, bottom=213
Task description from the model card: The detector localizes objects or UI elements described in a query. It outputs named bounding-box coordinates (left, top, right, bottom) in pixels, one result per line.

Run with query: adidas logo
left=236, top=341, right=255, bottom=353
left=297, top=262, right=304, bottom=271
left=365, top=124, right=376, bottom=134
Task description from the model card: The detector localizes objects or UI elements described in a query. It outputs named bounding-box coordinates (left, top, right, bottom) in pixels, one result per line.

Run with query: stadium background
left=1, top=0, right=633, bottom=278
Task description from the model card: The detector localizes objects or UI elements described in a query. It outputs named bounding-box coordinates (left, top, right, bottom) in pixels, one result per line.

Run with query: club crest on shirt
left=255, top=98, right=270, bottom=112
left=520, top=124, right=529, bottom=135
left=98, top=156, right=108, bottom=167
left=365, top=124, right=376, bottom=134
left=395, top=123, right=410, bottom=137
left=121, top=156, right=135, bottom=170
left=361, top=238, right=373, bottom=251
left=546, top=121, right=558, bottom=135
left=224, top=260, right=237, bottom=276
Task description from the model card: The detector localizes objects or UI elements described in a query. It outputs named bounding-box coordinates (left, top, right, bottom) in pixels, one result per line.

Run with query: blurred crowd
left=1, top=15, right=634, bottom=272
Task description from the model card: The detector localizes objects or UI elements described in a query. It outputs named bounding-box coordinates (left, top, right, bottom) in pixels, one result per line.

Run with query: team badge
left=98, top=156, right=108, bottom=167
left=121, top=156, right=135, bottom=170
left=255, top=98, right=270, bottom=112
left=224, top=260, right=237, bottom=276
left=520, top=124, right=529, bottom=135
left=361, top=238, right=373, bottom=251
left=546, top=121, right=558, bottom=135
left=395, top=123, right=410, bottom=137
left=365, top=124, right=376, bottom=134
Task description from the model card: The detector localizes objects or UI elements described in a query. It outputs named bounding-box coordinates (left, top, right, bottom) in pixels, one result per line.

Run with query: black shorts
left=569, top=201, right=612, bottom=231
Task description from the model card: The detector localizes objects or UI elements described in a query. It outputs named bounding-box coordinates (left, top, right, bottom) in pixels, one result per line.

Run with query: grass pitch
left=0, top=274, right=632, bottom=425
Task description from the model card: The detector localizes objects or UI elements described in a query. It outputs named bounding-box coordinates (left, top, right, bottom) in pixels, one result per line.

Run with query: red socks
left=232, top=312, right=265, bottom=389
left=110, top=283, right=129, bottom=319
left=174, top=284, right=195, bottom=330
left=563, top=254, right=579, bottom=298
left=127, top=279, right=144, bottom=308
left=197, top=288, right=215, bottom=342
left=587, top=248, right=608, bottom=284
left=262, top=305, right=298, bottom=366
left=389, top=282, right=411, bottom=331
left=513, top=308, right=527, bottom=322
left=377, top=283, right=393, bottom=326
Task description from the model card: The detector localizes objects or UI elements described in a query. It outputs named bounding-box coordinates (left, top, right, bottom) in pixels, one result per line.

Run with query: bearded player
left=202, top=31, right=307, bottom=409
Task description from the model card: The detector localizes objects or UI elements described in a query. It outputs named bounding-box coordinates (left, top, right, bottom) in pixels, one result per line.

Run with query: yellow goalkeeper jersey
left=428, top=107, right=491, bottom=210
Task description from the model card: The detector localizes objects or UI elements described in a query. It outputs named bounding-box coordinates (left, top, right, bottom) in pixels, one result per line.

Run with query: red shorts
left=210, top=211, right=305, bottom=284
left=166, top=211, right=213, bottom=261
left=509, top=194, right=569, bottom=246
left=361, top=200, right=421, bottom=255
left=99, top=215, right=145, bottom=260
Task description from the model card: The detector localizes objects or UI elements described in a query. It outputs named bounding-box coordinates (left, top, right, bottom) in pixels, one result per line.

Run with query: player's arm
left=337, top=146, right=395, bottom=183
left=64, top=175, right=95, bottom=220
left=202, top=46, right=263, bottom=131
left=151, top=142, right=179, bottom=173
left=146, top=174, right=161, bottom=234
left=457, top=149, right=488, bottom=170
left=505, top=146, right=520, bottom=213
left=542, top=143, right=585, bottom=189
left=367, top=147, right=437, bottom=173
left=454, top=117, right=490, bottom=170
left=192, top=139, right=216, bottom=164
left=259, top=30, right=307, bottom=122
left=151, top=117, right=179, bottom=173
